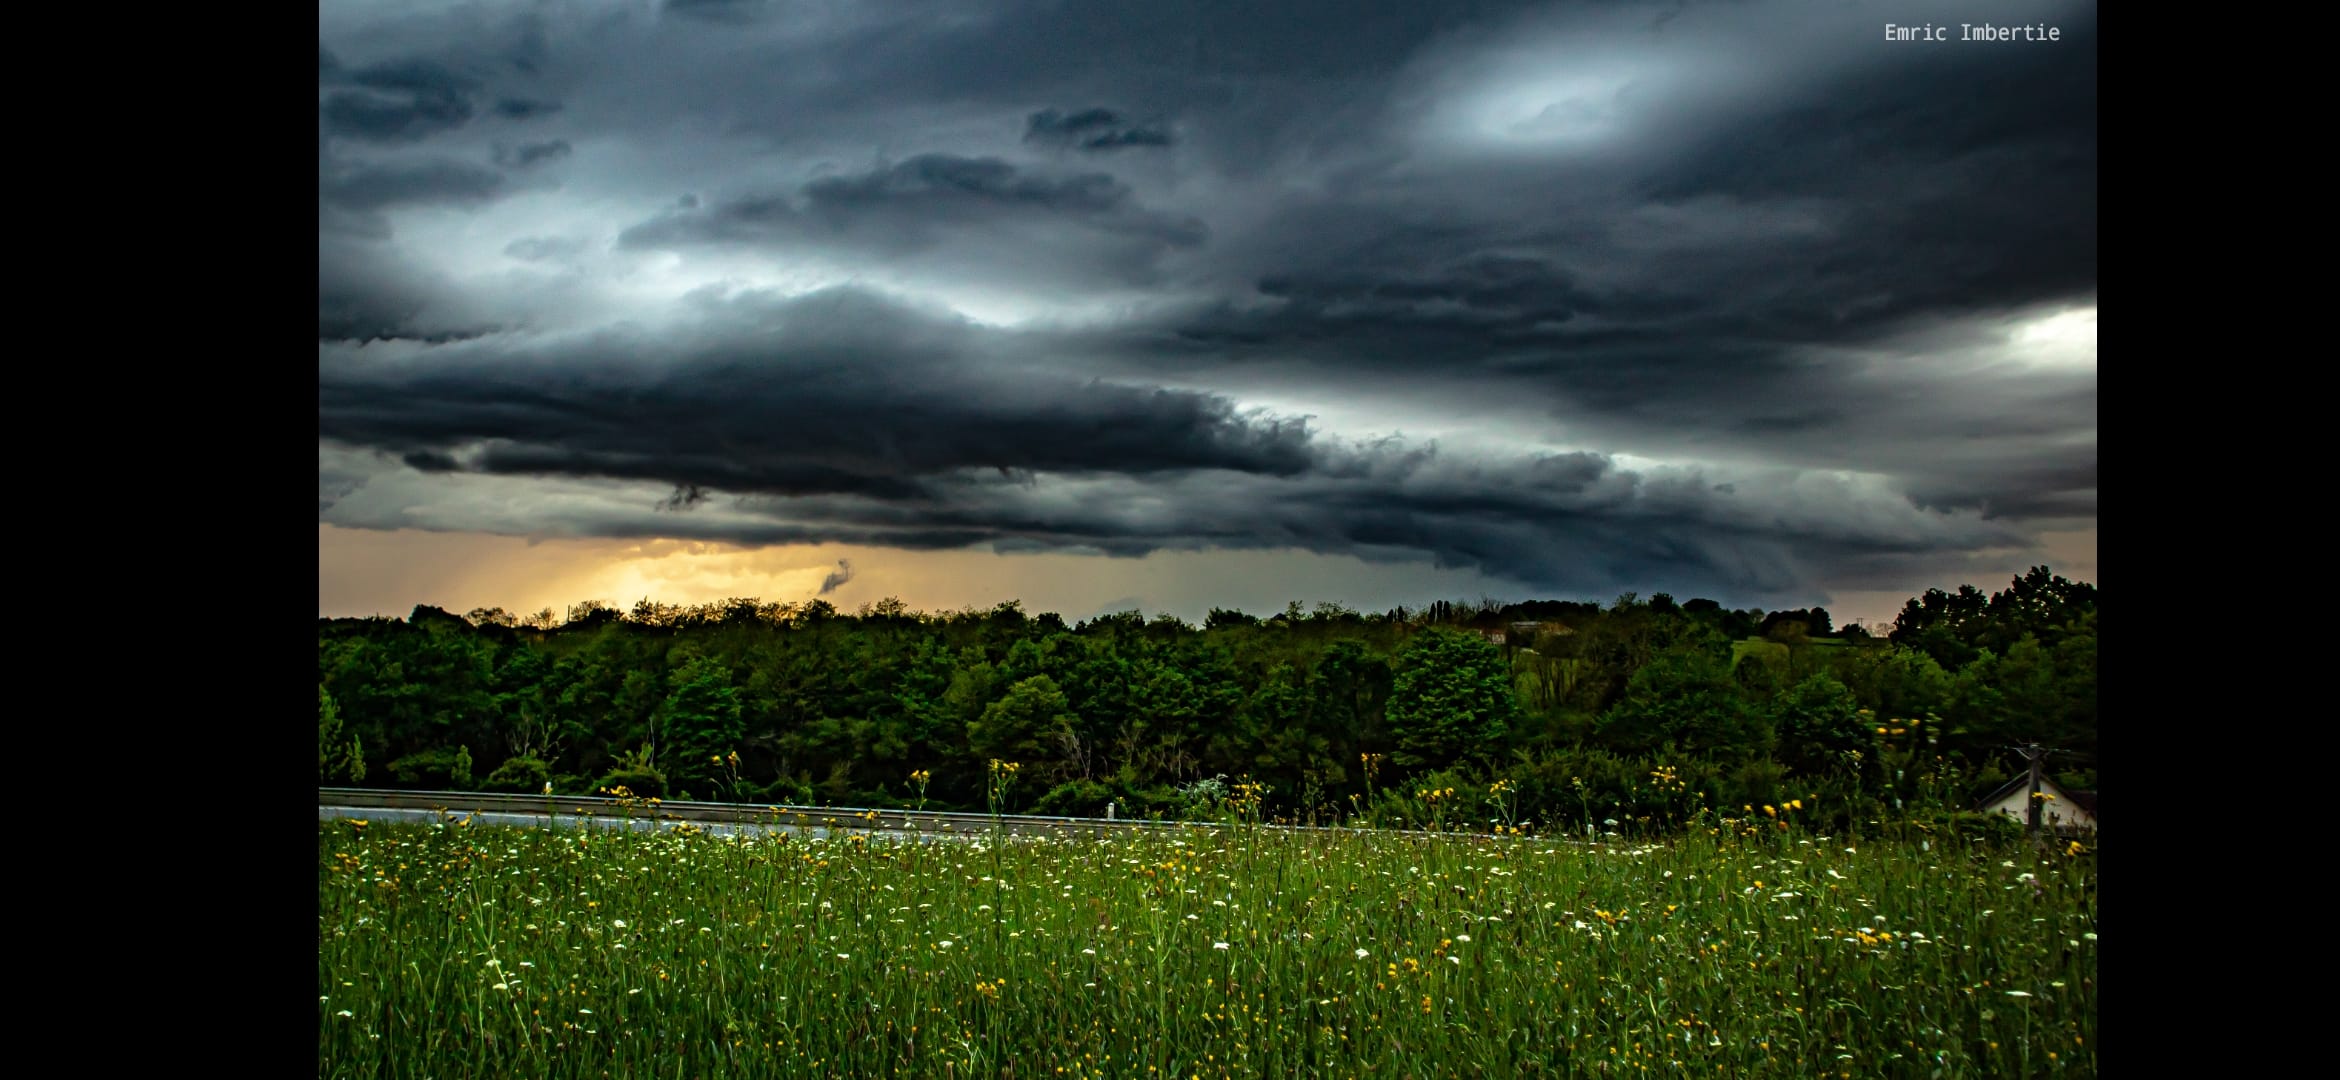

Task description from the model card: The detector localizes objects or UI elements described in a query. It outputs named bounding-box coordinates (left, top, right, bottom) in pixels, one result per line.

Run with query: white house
left=1976, top=775, right=2096, bottom=833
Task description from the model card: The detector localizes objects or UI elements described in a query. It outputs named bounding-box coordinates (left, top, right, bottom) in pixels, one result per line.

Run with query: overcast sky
left=318, top=0, right=2096, bottom=629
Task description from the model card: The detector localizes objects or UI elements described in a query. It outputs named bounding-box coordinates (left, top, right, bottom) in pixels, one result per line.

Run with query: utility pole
left=2018, top=743, right=2046, bottom=836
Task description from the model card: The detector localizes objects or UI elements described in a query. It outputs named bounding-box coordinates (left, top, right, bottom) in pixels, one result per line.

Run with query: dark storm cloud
left=316, top=0, right=2095, bottom=606
left=1071, top=9, right=2097, bottom=530
left=319, top=32, right=566, bottom=143
left=319, top=231, right=502, bottom=344
left=319, top=286, right=1315, bottom=497
left=1246, top=254, right=1603, bottom=333
left=323, top=159, right=507, bottom=212
left=620, top=154, right=1207, bottom=257
left=1631, top=36, right=2096, bottom=339
left=494, top=98, right=564, bottom=119
left=319, top=58, right=484, bottom=143
left=319, top=235, right=441, bottom=341
left=662, top=0, right=771, bottom=23
left=317, top=286, right=2025, bottom=605
left=1025, top=108, right=1174, bottom=151
left=314, top=37, right=567, bottom=337
left=322, top=88, right=476, bottom=142
left=495, top=139, right=573, bottom=169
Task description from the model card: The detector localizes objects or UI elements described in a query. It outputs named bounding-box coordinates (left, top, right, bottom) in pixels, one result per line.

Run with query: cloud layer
left=318, top=0, right=2096, bottom=611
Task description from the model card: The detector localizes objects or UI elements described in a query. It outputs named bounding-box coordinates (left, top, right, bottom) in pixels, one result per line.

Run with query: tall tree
left=968, top=675, right=1079, bottom=782
left=655, top=653, right=745, bottom=794
left=319, top=684, right=344, bottom=782
left=1597, top=647, right=1768, bottom=759
left=1385, top=628, right=1518, bottom=772
left=1769, top=673, right=1875, bottom=780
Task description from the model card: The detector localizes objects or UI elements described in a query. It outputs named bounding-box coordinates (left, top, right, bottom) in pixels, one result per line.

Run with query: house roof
left=1975, top=775, right=2096, bottom=817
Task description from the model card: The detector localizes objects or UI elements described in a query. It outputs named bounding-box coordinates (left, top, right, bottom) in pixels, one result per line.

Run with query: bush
left=1504, top=748, right=1636, bottom=834
left=760, top=775, right=815, bottom=806
left=1122, top=785, right=1185, bottom=820
left=484, top=755, right=552, bottom=793
left=592, top=766, right=667, bottom=799
left=1171, top=775, right=1231, bottom=821
left=1728, top=759, right=1791, bottom=812
left=1030, top=779, right=1115, bottom=817
left=386, top=747, right=470, bottom=789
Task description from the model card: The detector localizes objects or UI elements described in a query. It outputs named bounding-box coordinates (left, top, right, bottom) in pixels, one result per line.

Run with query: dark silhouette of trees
left=317, top=569, right=2096, bottom=830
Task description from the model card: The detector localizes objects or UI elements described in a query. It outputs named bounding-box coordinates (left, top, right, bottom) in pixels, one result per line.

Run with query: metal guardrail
left=318, top=787, right=1189, bottom=838
left=317, top=787, right=1572, bottom=845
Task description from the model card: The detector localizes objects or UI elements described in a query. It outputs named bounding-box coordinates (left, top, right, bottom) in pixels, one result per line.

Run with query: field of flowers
left=319, top=808, right=2096, bottom=1078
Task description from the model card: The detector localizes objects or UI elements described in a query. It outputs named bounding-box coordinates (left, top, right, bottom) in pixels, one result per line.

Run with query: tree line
left=318, top=567, right=2095, bottom=837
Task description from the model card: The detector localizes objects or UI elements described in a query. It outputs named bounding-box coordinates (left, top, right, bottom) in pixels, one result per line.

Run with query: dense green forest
left=317, top=567, right=2095, bottom=836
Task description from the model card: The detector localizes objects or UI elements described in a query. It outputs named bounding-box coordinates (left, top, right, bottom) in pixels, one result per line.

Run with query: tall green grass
left=320, top=813, right=2095, bottom=1078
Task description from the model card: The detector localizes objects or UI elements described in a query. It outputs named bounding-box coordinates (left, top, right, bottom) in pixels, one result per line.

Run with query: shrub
left=592, top=766, right=668, bottom=799
left=760, top=775, right=815, bottom=806
left=1030, top=778, right=1114, bottom=817
left=484, top=755, right=552, bottom=793
left=386, top=747, right=470, bottom=788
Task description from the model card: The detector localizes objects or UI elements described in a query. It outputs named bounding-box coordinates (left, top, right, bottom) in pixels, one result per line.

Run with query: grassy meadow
left=319, top=809, right=2096, bottom=1078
